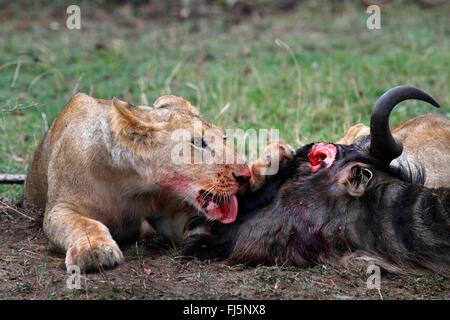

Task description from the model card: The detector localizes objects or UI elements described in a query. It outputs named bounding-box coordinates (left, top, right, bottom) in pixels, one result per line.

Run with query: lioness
left=338, top=115, right=450, bottom=188
left=337, top=86, right=450, bottom=188
left=25, top=93, right=252, bottom=271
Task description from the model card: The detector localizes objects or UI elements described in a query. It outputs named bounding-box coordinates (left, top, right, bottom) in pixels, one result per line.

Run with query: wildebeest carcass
left=182, top=86, right=450, bottom=276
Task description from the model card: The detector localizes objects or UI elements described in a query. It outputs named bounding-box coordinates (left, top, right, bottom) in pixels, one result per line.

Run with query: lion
left=25, top=93, right=253, bottom=272
left=337, top=114, right=450, bottom=188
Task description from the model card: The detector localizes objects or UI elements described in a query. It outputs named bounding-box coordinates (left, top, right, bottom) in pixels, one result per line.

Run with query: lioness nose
left=232, top=167, right=251, bottom=187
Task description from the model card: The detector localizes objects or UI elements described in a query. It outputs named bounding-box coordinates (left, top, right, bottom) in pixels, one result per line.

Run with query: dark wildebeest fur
left=182, top=87, right=450, bottom=276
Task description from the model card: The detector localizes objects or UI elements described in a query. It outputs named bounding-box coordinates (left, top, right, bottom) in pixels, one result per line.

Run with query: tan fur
left=153, top=95, right=200, bottom=115
left=25, top=93, right=250, bottom=271
left=249, top=141, right=295, bottom=191
left=336, top=123, right=370, bottom=145
left=391, top=114, right=450, bottom=188
left=337, top=114, right=450, bottom=188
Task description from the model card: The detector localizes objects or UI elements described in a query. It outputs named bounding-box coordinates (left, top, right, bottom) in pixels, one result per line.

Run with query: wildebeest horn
left=369, top=85, right=440, bottom=163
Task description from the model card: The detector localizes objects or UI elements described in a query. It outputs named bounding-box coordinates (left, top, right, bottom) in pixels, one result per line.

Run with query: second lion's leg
left=44, top=203, right=124, bottom=272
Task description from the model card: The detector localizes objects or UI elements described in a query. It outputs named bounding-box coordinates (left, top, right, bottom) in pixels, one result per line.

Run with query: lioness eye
left=192, top=137, right=208, bottom=149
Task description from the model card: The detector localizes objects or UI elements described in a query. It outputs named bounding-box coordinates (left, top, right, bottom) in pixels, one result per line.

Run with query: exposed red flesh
left=308, top=143, right=337, bottom=171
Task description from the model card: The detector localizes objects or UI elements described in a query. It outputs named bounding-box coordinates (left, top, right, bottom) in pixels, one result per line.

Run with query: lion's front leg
left=249, top=141, right=295, bottom=191
left=44, top=204, right=124, bottom=272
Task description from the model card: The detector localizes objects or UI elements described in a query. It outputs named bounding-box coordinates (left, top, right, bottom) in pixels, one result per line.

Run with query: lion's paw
left=66, top=239, right=124, bottom=272
left=250, top=141, right=295, bottom=190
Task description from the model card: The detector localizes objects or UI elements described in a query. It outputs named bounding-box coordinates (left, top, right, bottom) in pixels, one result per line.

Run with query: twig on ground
left=0, top=174, right=26, bottom=184
left=0, top=199, right=35, bottom=221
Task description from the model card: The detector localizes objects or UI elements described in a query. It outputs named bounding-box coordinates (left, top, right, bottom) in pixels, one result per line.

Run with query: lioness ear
left=153, top=95, right=199, bottom=115
left=112, top=97, right=143, bottom=127
left=336, top=123, right=370, bottom=145
left=338, top=163, right=373, bottom=197
left=111, top=97, right=167, bottom=140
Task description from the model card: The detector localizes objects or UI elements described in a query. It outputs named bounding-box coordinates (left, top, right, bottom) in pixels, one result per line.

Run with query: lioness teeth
left=197, top=190, right=238, bottom=224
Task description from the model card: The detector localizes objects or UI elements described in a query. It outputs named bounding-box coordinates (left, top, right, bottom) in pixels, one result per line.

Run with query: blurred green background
left=0, top=0, right=449, bottom=200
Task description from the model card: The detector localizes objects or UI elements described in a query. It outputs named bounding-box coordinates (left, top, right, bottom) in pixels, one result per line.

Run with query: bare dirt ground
left=0, top=200, right=448, bottom=300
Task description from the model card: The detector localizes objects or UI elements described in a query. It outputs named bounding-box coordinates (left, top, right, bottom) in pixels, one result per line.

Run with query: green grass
left=0, top=1, right=449, bottom=200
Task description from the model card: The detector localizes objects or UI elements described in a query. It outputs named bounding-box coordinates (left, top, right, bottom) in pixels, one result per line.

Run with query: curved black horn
left=370, top=85, right=440, bottom=163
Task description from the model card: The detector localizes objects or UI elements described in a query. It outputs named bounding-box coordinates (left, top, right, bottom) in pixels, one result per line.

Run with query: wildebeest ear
left=338, top=163, right=373, bottom=197
left=153, top=95, right=199, bottom=115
